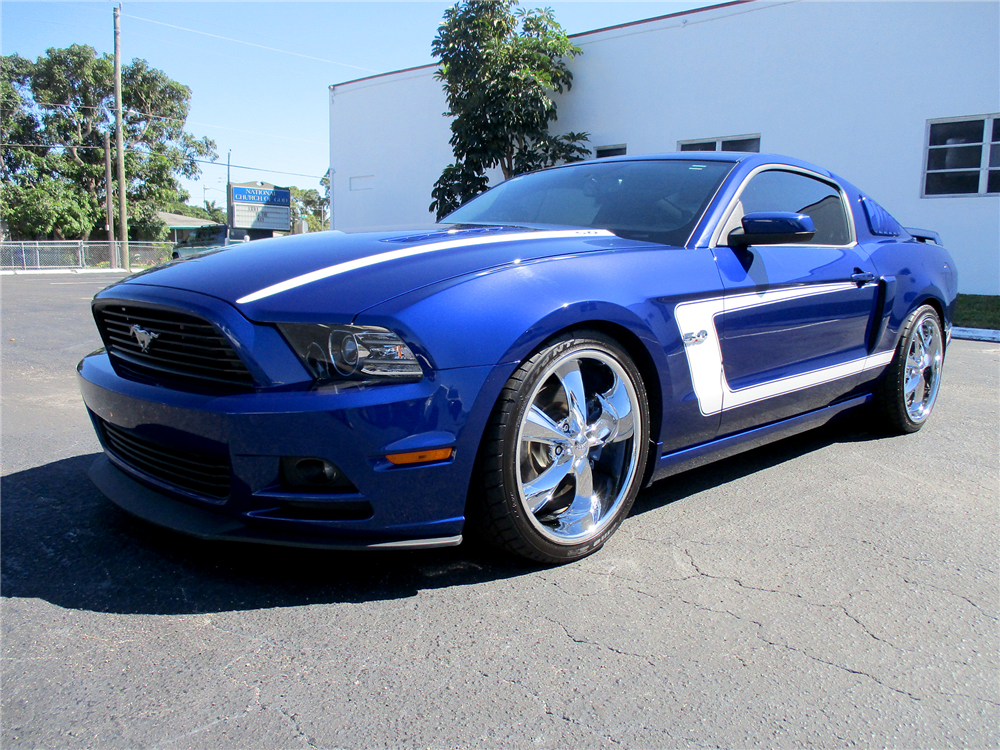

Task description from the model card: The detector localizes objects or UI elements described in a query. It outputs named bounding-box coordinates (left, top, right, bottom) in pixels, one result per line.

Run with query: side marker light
left=386, top=448, right=454, bottom=465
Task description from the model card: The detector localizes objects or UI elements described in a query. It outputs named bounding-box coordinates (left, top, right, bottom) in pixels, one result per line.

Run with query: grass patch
left=954, top=294, right=1000, bottom=329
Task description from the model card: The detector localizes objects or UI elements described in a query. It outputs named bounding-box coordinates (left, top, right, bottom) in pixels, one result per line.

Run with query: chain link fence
left=1, top=241, right=173, bottom=271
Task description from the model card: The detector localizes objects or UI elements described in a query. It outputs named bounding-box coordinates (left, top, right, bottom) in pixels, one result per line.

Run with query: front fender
left=356, top=254, right=666, bottom=372
left=357, top=247, right=728, bottom=458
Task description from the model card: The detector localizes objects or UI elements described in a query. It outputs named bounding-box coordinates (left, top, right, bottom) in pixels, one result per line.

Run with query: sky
left=2, top=0, right=710, bottom=205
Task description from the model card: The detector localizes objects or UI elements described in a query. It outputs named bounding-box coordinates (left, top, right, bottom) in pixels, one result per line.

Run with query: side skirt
left=649, top=394, right=871, bottom=484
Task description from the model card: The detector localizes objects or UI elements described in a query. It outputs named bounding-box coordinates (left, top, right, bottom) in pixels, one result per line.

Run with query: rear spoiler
left=905, top=227, right=942, bottom=245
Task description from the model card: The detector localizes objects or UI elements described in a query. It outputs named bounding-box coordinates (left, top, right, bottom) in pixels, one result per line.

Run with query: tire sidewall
left=881, top=305, right=944, bottom=433
left=496, top=332, right=650, bottom=562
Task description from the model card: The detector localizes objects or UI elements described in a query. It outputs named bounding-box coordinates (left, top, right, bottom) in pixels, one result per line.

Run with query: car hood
left=120, top=225, right=641, bottom=323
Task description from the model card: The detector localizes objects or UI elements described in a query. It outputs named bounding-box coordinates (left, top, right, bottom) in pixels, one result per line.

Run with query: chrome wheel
left=902, top=312, right=943, bottom=424
left=475, top=332, right=650, bottom=563
left=875, top=304, right=946, bottom=434
left=514, top=347, right=643, bottom=546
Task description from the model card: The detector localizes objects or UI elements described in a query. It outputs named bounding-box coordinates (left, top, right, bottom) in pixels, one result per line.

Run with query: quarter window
left=738, top=170, right=852, bottom=246
left=923, top=115, right=1000, bottom=196
left=679, top=135, right=760, bottom=153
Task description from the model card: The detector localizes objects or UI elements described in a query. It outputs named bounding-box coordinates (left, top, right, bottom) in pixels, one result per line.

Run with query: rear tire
left=473, top=331, right=650, bottom=564
left=874, top=305, right=944, bottom=434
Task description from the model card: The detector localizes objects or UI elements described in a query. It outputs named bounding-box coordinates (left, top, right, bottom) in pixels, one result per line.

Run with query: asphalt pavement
left=2, top=273, right=997, bottom=749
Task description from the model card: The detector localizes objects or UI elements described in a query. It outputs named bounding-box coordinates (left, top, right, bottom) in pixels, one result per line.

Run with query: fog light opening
left=281, top=457, right=357, bottom=492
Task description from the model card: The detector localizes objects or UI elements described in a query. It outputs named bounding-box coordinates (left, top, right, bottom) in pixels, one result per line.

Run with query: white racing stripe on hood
left=236, top=229, right=614, bottom=304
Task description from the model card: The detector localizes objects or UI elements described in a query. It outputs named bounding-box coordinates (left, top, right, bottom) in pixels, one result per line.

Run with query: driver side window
left=738, top=170, right=852, bottom=245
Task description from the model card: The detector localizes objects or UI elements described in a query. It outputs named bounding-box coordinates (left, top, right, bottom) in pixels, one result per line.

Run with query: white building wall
left=330, top=66, right=450, bottom=232
left=330, top=0, right=1000, bottom=294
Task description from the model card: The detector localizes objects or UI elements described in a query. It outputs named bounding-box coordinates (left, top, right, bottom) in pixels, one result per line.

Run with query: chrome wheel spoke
left=594, top=374, right=634, bottom=444
left=554, top=360, right=589, bottom=434
left=554, top=460, right=600, bottom=535
left=523, top=457, right=573, bottom=514
left=523, top=404, right=570, bottom=447
left=917, top=322, right=934, bottom=352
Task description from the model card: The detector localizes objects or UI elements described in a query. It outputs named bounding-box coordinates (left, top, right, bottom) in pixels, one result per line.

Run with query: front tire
left=875, top=305, right=945, bottom=434
left=474, top=332, right=650, bottom=563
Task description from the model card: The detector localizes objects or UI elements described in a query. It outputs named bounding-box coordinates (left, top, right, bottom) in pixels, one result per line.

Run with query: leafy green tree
left=164, top=193, right=225, bottom=224
left=290, top=185, right=328, bottom=232
left=203, top=200, right=226, bottom=224
left=1, top=45, right=216, bottom=240
left=429, top=0, right=590, bottom=219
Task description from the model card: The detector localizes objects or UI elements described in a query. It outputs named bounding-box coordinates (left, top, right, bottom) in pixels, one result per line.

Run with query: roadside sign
left=230, top=182, right=291, bottom=231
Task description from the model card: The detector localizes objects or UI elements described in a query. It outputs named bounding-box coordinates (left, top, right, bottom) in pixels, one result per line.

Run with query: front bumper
left=88, top=456, right=462, bottom=549
left=79, top=349, right=507, bottom=550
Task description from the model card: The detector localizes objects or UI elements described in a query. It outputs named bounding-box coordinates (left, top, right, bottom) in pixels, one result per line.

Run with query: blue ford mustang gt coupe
left=79, top=153, right=957, bottom=563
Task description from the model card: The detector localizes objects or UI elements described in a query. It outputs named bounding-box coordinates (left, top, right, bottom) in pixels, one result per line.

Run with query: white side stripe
left=236, top=229, right=613, bottom=304
left=675, top=283, right=890, bottom=416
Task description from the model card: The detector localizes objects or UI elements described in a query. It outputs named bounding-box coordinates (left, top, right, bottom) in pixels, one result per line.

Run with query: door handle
left=851, top=271, right=876, bottom=285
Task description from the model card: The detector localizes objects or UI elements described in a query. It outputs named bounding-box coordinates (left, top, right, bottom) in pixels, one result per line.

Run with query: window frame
left=595, top=144, right=627, bottom=159
left=921, top=114, right=1000, bottom=198
left=678, top=134, right=761, bottom=153
left=709, top=164, right=857, bottom=249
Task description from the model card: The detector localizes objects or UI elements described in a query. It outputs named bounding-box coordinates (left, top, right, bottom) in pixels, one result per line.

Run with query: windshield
left=445, top=159, right=736, bottom=246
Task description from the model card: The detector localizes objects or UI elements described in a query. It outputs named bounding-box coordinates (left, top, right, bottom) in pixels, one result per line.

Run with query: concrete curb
left=953, top=327, right=1000, bottom=343
left=1, top=268, right=132, bottom=276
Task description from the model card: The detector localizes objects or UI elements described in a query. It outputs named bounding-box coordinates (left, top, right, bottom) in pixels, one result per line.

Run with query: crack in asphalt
left=543, top=617, right=660, bottom=668
left=898, top=575, right=1000, bottom=623
left=679, top=549, right=909, bottom=647
left=673, top=548, right=1000, bottom=706
left=551, top=547, right=936, bottom=704
left=275, top=706, right=322, bottom=749
left=477, top=667, right=628, bottom=747
left=148, top=711, right=251, bottom=749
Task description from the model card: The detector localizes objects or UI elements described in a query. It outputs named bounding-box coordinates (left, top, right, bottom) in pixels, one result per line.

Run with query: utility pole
left=226, top=150, right=232, bottom=243
left=113, top=5, right=129, bottom=271
left=103, top=130, right=116, bottom=260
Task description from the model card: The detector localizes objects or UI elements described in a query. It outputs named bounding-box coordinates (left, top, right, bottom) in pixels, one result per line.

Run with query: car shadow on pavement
left=1, top=416, right=879, bottom=617
left=631, top=411, right=881, bottom=515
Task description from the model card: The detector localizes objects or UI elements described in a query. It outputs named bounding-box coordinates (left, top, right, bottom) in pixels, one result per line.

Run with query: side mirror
left=727, top=212, right=816, bottom=247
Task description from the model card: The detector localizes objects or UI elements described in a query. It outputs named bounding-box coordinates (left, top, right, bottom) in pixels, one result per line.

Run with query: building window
left=923, top=115, right=1000, bottom=196
left=596, top=145, right=627, bottom=158
left=679, top=135, right=760, bottom=153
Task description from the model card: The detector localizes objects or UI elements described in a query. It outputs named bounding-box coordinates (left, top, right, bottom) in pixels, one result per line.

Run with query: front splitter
left=89, top=455, right=463, bottom=551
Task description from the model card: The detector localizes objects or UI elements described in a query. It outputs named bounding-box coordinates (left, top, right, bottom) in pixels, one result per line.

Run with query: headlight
left=278, top=324, right=423, bottom=382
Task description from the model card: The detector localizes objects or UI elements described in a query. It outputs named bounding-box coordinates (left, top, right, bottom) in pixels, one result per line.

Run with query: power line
left=31, top=101, right=324, bottom=146
left=191, top=159, right=325, bottom=179
left=123, top=13, right=378, bottom=73
left=2, top=144, right=325, bottom=179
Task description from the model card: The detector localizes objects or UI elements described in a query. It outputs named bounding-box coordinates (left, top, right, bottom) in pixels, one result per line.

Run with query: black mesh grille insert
left=94, top=302, right=254, bottom=390
left=99, top=418, right=231, bottom=500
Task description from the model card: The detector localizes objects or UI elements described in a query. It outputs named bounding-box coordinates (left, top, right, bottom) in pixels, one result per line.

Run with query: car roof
left=561, top=151, right=837, bottom=181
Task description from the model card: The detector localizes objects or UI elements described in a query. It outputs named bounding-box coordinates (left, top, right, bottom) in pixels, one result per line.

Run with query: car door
left=708, top=167, right=881, bottom=435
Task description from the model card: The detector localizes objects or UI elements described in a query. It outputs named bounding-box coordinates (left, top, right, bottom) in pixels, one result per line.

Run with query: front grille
left=99, top=418, right=231, bottom=500
left=94, top=302, right=254, bottom=390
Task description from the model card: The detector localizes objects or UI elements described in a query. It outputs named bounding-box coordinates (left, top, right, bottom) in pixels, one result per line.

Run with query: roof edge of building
left=330, top=0, right=758, bottom=90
